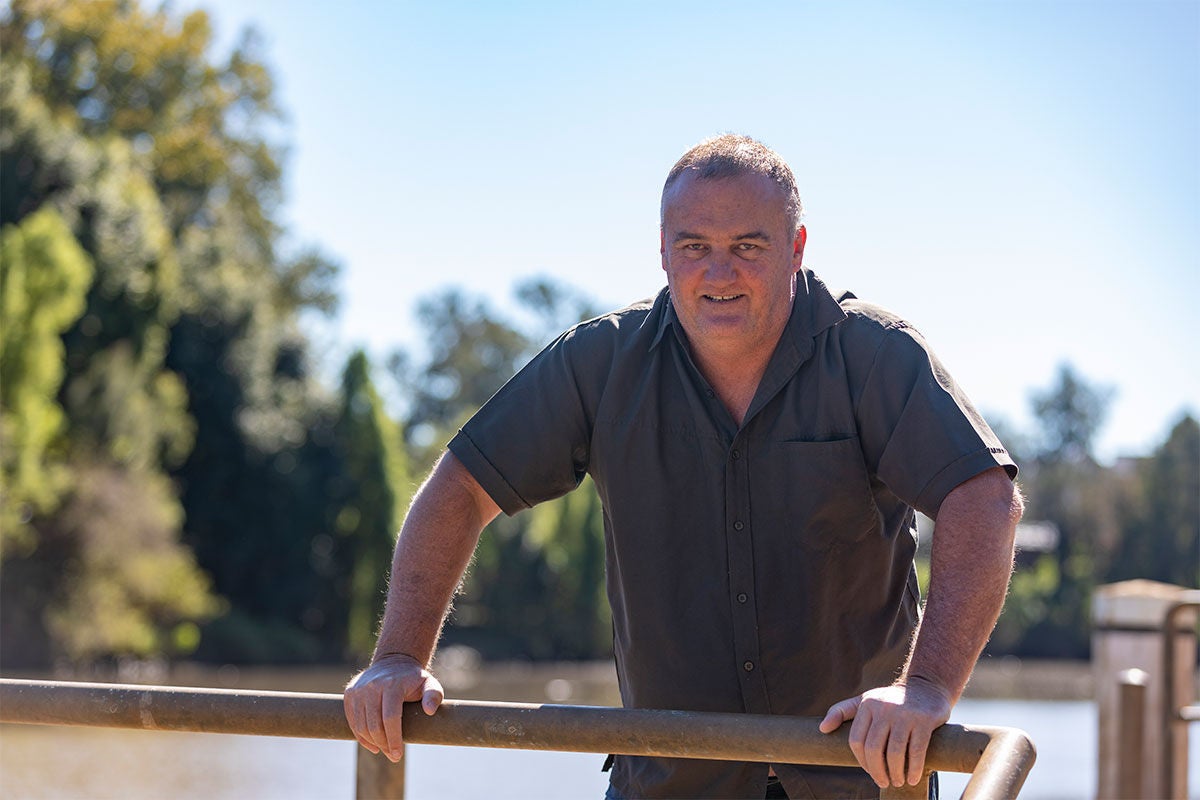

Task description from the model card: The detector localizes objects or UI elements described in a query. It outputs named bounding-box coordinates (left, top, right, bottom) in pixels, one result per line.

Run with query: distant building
left=1014, top=521, right=1059, bottom=555
left=914, top=516, right=1059, bottom=563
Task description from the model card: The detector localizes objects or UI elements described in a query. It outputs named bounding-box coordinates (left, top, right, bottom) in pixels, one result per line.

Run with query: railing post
left=355, top=748, right=406, bottom=799
left=1116, top=668, right=1147, bottom=799
left=1092, top=580, right=1196, bottom=800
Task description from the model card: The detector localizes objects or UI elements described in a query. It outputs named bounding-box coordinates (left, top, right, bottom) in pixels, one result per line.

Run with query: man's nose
left=705, top=251, right=736, bottom=282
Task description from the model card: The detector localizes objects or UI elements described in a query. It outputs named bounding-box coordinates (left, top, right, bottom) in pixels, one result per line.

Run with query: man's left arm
left=819, top=466, right=1023, bottom=789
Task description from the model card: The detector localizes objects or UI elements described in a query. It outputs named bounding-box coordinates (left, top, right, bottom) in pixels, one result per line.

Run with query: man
left=344, top=135, right=1022, bottom=799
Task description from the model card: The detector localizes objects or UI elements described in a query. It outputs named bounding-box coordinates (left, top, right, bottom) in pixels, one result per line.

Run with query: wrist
left=897, top=672, right=955, bottom=704
left=371, top=651, right=426, bottom=668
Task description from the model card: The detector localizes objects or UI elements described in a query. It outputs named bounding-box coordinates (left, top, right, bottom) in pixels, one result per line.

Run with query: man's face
left=661, top=171, right=805, bottom=359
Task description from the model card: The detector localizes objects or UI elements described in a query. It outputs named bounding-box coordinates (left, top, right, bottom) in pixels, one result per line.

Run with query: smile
left=704, top=294, right=743, bottom=302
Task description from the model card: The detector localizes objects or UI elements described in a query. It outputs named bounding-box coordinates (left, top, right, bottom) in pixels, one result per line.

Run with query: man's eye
left=735, top=243, right=759, bottom=251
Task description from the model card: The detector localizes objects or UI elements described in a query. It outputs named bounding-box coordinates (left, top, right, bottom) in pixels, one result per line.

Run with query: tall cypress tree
left=333, top=351, right=409, bottom=659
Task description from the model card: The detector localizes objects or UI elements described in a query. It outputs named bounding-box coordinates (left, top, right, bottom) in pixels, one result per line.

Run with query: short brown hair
left=661, top=134, right=804, bottom=233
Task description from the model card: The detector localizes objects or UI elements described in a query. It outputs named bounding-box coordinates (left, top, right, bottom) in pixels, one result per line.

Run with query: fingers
left=850, top=711, right=904, bottom=789
left=845, top=699, right=927, bottom=788
left=886, top=726, right=910, bottom=788
left=343, top=691, right=380, bottom=754
left=818, top=696, right=859, bottom=733
left=421, top=675, right=445, bottom=715
left=853, top=716, right=932, bottom=788
left=831, top=682, right=949, bottom=787
left=344, top=656, right=444, bottom=760
left=364, top=694, right=390, bottom=756
left=380, top=685, right=405, bottom=761
left=906, top=729, right=931, bottom=786
left=847, top=706, right=886, bottom=789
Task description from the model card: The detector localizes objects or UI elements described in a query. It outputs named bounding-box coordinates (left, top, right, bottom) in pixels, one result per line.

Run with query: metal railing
left=1162, top=590, right=1200, bottom=799
left=0, top=678, right=1036, bottom=799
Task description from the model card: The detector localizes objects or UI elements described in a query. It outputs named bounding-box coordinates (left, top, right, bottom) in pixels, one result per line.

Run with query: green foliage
left=333, top=351, right=409, bottom=659
left=392, top=278, right=610, bottom=660
left=1, top=0, right=283, bottom=248
left=1, top=32, right=195, bottom=473
left=988, top=368, right=1197, bottom=659
left=990, top=555, right=1060, bottom=654
left=0, top=207, right=92, bottom=553
left=395, top=277, right=598, bottom=459
left=525, top=478, right=611, bottom=658
left=3, top=0, right=1191, bottom=670
left=1030, top=363, right=1113, bottom=465
left=41, top=462, right=222, bottom=660
left=0, top=0, right=340, bottom=667
left=1107, top=414, right=1200, bottom=587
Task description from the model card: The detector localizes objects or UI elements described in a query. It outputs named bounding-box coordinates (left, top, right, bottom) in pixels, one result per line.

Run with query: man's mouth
left=704, top=294, right=743, bottom=303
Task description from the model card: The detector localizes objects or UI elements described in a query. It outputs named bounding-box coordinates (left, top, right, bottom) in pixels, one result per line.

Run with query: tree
left=0, top=207, right=93, bottom=553
left=41, top=461, right=221, bottom=661
left=0, top=62, right=222, bottom=662
left=390, top=278, right=610, bottom=660
left=1108, top=414, right=1200, bottom=587
left=1, top=0, right=340, bottom=665
left=1030, top=363, right=1113, bottom=465
left=332, top=351, right=410, bottom=659
left=990, top=364, right=1117, bottom=658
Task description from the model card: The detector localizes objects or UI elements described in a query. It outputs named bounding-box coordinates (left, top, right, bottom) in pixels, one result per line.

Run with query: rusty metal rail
left=1161, top=590, right=1200, bottom=799
left=0, top=678, right=1036, bottom=799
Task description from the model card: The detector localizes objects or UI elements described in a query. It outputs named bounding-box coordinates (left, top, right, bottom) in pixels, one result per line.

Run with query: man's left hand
left=818, top=677, right=952, bottom=789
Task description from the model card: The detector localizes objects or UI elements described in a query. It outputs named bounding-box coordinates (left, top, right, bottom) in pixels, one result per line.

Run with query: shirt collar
left=647, top=286, right=676, bottom=349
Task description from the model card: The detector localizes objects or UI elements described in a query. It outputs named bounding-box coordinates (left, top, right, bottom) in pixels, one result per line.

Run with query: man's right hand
left=344, top=653, right=444, bottom=762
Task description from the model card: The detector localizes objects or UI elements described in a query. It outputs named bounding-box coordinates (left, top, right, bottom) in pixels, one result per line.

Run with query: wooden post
left=1116, top=669, right=1147, bottom=799
left=1093, top=580, right=1197, bottom=800
left=355, top=747, right=406, bottom=800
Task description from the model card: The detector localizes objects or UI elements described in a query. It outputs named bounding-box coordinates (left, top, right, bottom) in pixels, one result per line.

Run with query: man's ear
left=660, top=227, right=668, bottom=271
left=793, top=225, right=807, bottom=268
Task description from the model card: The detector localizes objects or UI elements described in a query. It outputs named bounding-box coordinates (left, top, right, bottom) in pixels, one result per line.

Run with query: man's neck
left=689, top=341, right=776, bottom=428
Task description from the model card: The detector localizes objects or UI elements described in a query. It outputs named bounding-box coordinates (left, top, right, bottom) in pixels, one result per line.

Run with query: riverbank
left=7, top=653, right=1097, bottom=703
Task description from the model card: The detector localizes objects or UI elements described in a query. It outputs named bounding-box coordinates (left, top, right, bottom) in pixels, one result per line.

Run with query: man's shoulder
left=817, top=289, right=933, bottom=372
left=833, top=291, right=916, bottom=335
left=558, top=291, right=665, bottom=351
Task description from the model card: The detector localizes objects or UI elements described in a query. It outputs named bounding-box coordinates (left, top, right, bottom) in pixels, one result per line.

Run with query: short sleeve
left=854, top=324, right=1017, bottom=518
left=448, top=327, right=598, bottom=516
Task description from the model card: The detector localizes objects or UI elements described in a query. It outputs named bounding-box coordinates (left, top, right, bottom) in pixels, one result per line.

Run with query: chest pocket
left=752, top=437, right=879, bottom=552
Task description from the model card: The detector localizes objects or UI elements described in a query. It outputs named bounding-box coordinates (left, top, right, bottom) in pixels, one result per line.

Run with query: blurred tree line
left=1, top=0, right=392, bottom=667
left=984, top=366, right=1198, bottom=658
left=1, top=0, right=1194, bottom=670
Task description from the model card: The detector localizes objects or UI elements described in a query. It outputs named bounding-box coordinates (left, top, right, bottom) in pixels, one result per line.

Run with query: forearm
left=902, top=467, right=1022, bottom=702
left=372, top=452, right=500, bottom=666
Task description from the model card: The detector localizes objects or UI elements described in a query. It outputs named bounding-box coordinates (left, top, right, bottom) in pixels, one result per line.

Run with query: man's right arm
left=343, top=451, right=501, bottom=762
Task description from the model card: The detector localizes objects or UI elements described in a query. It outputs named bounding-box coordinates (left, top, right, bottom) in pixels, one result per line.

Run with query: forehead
left=662, top=171, right=791, bottom=232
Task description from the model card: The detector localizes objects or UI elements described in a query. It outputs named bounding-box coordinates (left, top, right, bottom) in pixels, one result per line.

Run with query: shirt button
left=737, top=593, right=748, bottom=603
left=733, top=520, right=744, bottom=531
left=731, top=449, right=740, bottom=460
left=743, top=660, right=755, bottom=672
left=707, top=389, right=716, bottom=398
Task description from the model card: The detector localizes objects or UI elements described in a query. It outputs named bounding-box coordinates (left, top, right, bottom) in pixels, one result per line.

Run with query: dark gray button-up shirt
left=449, top=269, right=1016, bottom=799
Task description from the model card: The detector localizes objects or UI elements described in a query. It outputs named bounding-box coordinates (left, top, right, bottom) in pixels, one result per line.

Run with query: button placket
left=725, top=434, right=769, bottom=712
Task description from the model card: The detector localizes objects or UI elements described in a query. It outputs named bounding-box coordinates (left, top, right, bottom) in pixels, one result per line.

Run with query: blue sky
left=188, top=0, right=1198, bottom=461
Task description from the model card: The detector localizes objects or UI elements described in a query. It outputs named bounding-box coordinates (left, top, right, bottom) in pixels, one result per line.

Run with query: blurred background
left=0, top=0, right=1196, bottom=797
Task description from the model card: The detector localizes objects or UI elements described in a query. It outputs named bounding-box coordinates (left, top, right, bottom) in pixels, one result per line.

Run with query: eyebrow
left=671, top=230, right=772, bottom=243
